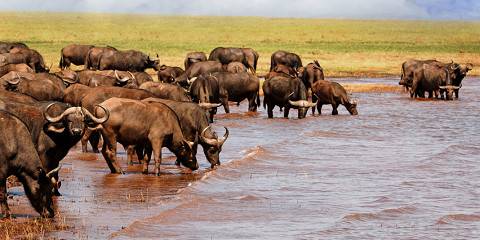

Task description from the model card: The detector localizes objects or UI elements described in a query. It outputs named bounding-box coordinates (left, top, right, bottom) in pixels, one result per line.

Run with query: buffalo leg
left=150, top=138, right=164, bottom=176
left=125, top=145, right=136, bottom=166
left=100, top=132, right=123, bottom=174
left=454, top=89, right=459, bottom=99
left=89, top=132, right=101, bottom=153
left=284, top=106, right=290, bottom=119
left=142, top=146, right=153, bottom=174
left=428, top=91, right=433, bottom=99
left=135, top=145, right=145, bottom=165
left=81, top=129, right=92, bottom=152
left=332, top=104, right=339, bottom=115
left=248, top=95, right=257, bottom=112
left=311, top=94, right=317, bottom=115
left=267, top=103, right=274, bottom=118
left=0, top=179, right=10, bottom=218
left=317, top=104, right=323, bottom=115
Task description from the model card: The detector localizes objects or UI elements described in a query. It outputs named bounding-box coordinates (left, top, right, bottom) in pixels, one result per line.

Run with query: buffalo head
left=175, top=139, right=199, bottom=171
left=200, top=126, right=229, bottom=168
left=44, top=103, right=109, bottom=136
left=288, top=92, right=317, bottom=119
left=148, top=54, right=160, bottom=71
left=26, top=166, right=62, bottom=218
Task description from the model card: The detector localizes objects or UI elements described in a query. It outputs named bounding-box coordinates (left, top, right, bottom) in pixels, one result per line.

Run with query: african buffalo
left=98, top=50, right=160, bottom=72
left=97, top=98, right=198, bottom=175
left=1, top=101, right=108, bottom=195
left=0, top=110, right=57, bottom=218
left=184, top=52, right=207, bottom=70
left=399, top=59, right=439, bottom=90
left=448, top=62, right=473, bottom=99
left=208, top=47, right=257, bottom=73
left=142, top=98, right=228, bottom=168
left=207, top=72, right=260, bottom=112
left=0, top=48, right=49, bottom=72
left=175, top=61, right=223, bottom=88
left=1, top=73, right=65, bottom=101
left=139, top=82, right=191, bottom=102
left=411, top=63, right=458, bottom=100
left=0, top=63, right=34, bottom=77
left=270, top=50, right=303, bottom=72
left=59, top=44, right=94, bottom=69
left=311, top=80, right=358, bottom=115
left=262, top=75, right=316, bottom=119
left=84, top=46, right=118, bottom=70
left=157, top=65, right=185, bottom=83
left=189, top=73, right=225, bottom=122
left=80, top=87, right=154, bottom=152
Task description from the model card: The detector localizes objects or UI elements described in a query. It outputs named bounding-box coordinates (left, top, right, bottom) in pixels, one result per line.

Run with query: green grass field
left=1, top=12, right=479, bottom=77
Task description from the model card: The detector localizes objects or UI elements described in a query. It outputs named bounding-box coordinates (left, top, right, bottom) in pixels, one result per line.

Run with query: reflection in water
left=29, top=78, right=480, bottom=239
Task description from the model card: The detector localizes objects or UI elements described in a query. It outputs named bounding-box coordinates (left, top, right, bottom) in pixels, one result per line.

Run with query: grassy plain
left=1, top=12, right=479, bottom=77
left=0, top=12, right=477, bottom=238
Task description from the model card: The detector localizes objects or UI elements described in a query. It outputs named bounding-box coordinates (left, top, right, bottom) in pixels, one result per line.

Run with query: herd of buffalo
left=0, top=41, right=473, bottom=219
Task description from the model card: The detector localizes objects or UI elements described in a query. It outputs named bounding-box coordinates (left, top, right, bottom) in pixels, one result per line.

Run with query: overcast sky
left=0, top=0, right=478, bottom=20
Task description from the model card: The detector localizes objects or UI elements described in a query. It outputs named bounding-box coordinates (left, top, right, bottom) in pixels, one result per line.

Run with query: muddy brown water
left=6, top=78, right=480, bottom=239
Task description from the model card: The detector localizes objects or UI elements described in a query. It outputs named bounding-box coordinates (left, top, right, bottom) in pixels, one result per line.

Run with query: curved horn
left=46, top=164, right=62, bottom=178
left=114, top=70, right=121, bottom=80
left=44, top=104, right=81, bottom=123
left=198, top=102, right=222, bottom=109
left=83, top=105, right=109, bottom=124
left=288, top=100, right=312, bottom=107
left=7, top=74, right=21, bottom=85
left=127, top=71, right=136, bottom=80
left=439, top=86, right=447, bottom=89
left=306, top=100, right=317, bottom=107
left=200, top=126, right=218, bottom=146
left=218, top=126, right=229, bottom=146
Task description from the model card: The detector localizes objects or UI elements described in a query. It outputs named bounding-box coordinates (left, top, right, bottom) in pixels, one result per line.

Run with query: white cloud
left=0, top=0, right=478, bottom=20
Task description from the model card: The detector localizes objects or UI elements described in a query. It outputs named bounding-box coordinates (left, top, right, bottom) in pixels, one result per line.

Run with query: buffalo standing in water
left=0, top=110, right=59, bottom=218
left=97, top=98, right=198, bottom=175
left=411, top=63, right=458, bottom=100
left=311, top=80, right=358, bottom=115
left=399, top=59, right=439, bottom=91
left=262, top=75, right=316, bottom=119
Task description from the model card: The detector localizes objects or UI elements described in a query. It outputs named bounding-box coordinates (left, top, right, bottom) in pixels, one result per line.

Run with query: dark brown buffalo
left=1, top=101, right=108, bottom=195
left=139, top=82, right=190, bottom=102
left=262, top=75, right=316, bottom=119
left=80, top=87, right=154, bottom=153
left=0, top=63, right=34, bottom=77
left=270, top=50, right=303, bottom=71
left=0, top=110, right=57, bottom=218
left=311, top=80, right=358, bottom=115
left=2, top=73, right=65, bottom=101
left=302, top=60, right=325, bottom=115
left=142, top=98, right=228, bottom=168
left=399, top=59, right=439, bottom=90
left=184, top=52, right=207, bottom=70
left=175, top=61, right=223, bottom=87
left=208, top=47, right=258, bottom=73
left=59, top=44, right=94, bottom=69
left=157, top=65, right=185, bottom=83
left=266, top=64, right=298, bottom=79
left=98, top=50, right=160, bottom=72
left=411, top=63, right=458, bottom=100
left=67, top=69, right=149, bottom=88
left=188, top=73, right=224, bottom=122
left=97, top=98, right=198, bottom=175
left=448, top=62, right=473, bottom=99
left=225, top=62, right=247, bottom=73
left=0, top=41, right=28, bottom=53
left=0, top=48, right=49, bottom=72
left=84, top=46, right=118, bottom=70
left=207, top=72, right=260, bottom=112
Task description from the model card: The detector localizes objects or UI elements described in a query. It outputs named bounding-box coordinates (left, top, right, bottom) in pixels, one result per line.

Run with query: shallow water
left=8, top=78, right=480, bottom=239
